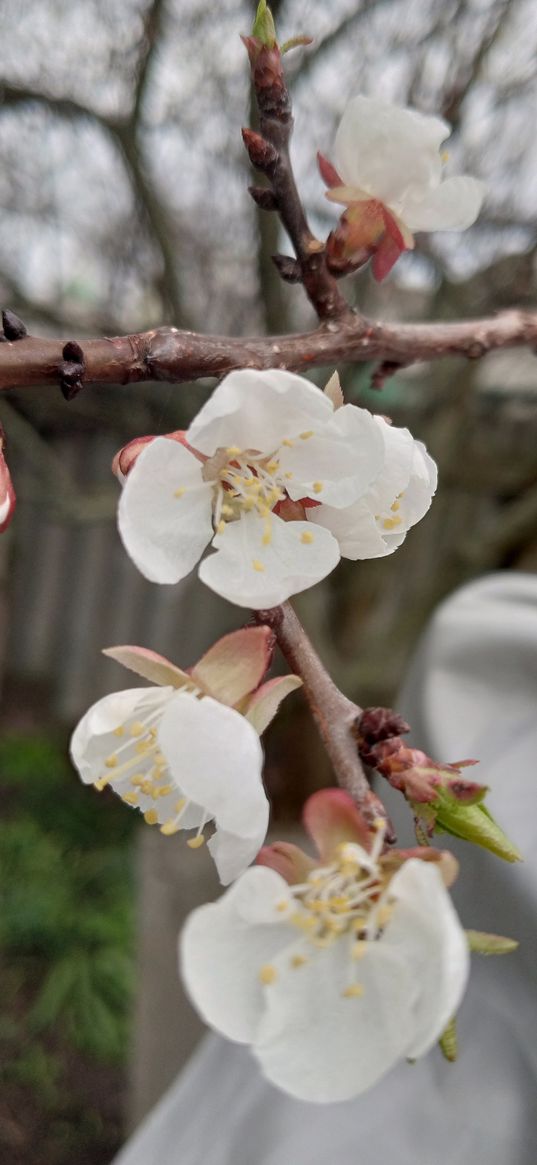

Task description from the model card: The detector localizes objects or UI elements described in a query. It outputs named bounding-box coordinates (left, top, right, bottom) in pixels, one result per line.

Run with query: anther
left=252, top=559, right=265, bottom=572
left=299, top=431, right=314, bottom=440
left=313, top=481, right=323, bottom=494
left=174, top=487, right=186, bottom=499
left=144, top=809, right=158, bottom=825
left=342, top=983, right=364, bottom=998
left=300, top=531, right=314, bottom=544
left=187, top=835, right=205, bottom=849
left=259, top=964, right=278, bottom=985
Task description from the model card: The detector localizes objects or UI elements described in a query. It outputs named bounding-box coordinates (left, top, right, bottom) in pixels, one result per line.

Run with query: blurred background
left=0, top=0, right=536, bottom=1161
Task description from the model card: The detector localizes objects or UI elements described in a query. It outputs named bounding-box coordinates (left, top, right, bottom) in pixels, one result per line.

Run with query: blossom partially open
left=117, top=370, right=435, bottom=606
left=180, top=789, right=469, bottom=1102
left=70, top=628, right=300, bottom=884
left=321, top=96, right=485, bottom=280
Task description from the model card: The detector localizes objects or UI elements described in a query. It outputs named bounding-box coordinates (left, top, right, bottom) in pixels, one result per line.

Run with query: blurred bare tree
left=0, top=0, right=536, bottom=718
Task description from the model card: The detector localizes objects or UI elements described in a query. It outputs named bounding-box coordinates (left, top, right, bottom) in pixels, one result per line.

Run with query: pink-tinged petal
left=0, top=429, right=16, bottom=533
left=187, top=368, right=333, bottom=457
left=179, top=866, right=293, bottom=1043
left=257, top=841, right=315, bottom=883
left=199, top=510, right=340, bottom=609
left=243, top=675, right=303, bottom=735
left=190, top=626, right=275, bottom=706
left=118, top=436, right=213, bottom=584
left=303, top=789, right=372, bottom=861
left=112, top=430, right=196, bottom=482
left=102, top=645, right=193, bottom=689
left=401, top=175, right=485, bottom=233
left=317, top=151, right=342, bottom=188
left=371, top=232, right=406, bottom=281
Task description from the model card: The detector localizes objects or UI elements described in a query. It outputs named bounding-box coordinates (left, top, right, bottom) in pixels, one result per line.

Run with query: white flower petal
left=180, top=867, right=293, bottom=1043
left=401, top=176, right=485, bottom=232
left=158, top=690, right=268, bottom=839
left=334, top=96, right=447, bottom=209
left=397, top=440, right=437, bottom=529
left=199, top=511, right=340, bottom=609
left=382, top=860, right=469, bottom=1058
left=207, top=828, right=267, bottom=886
left=279, top=404, right=384, bottom=508
left=118, top=436, right=213, bottom=584
left=70, top=686, right=170, bottom=784
left=255, top=935, right=416, bottom=1102
left=187, top=369, right=333, bottom=457
left=309, top=501, right=395, bottom=559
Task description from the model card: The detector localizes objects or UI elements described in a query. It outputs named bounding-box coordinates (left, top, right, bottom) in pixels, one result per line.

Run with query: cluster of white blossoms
left=69, top=90, right=489, bottom=1103
left=117, top=369, right=437, bottom=609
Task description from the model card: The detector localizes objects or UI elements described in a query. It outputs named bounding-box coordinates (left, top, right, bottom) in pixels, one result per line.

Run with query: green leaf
left=466, top=929, right=519, bottom=956
left=252, top=0, right=276, bottom=47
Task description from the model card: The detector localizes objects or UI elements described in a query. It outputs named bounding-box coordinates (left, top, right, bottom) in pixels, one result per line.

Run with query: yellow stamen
left=123, top=791, right=139, bottom=805
left=157, top=784, right=173, bottom=797
left=226, top=446, right=241, bottom=455
left=160, top=820, right=181, bottom=836
left=284, top=472, right=293, bottom=480
left=252, top=559, right=265, bottom=572
left=390, top=500, right=400, bottom=512
left=282, top=439, right=294, bottom=448
left=259, top=964, right=278, bottom=985
left=187, top=835, right=206, bottom=849
left=105, top=754, right=118, bottom=768
left=299, top=430, right=314, bottom=440
left=174, top=487, right=186, bottom=499
left=275, top=900, right=288, bottom=912
left=267, top=460, right=279, bottom=474
left=300, top=531, right=314, bottom=544
left=130, top=721, right=145, bottom=737
left=113, top=726, right=125, bottom=737
left=313, top=481, right=323, bottom=494
left=94, top=774, right=112, bottom=792
left=382, top=516, right=401, bottom=530
left=343, top=983, right=364, bottom=998
left=144, top=809, right=158, bottom=825
left=291, top=954, right=308, bottom=969
left=174, top=798, right=187, bottom=814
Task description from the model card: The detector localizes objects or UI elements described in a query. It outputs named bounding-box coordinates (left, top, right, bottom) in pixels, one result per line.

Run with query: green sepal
left=439, top=1016, right=458, bottom=1062
left=466, top=929, right=519, bottom=956
left=252, top=0, right=277, bottom=47
left=423, top=790, right=522, bottom=864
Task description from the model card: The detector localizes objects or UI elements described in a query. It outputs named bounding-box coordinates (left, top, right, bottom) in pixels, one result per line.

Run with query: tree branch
left=244, top=37, right=349, bottom=320
left=255, top=602, right=394, bottom=838
left=1, top=307, right=536, bottom=392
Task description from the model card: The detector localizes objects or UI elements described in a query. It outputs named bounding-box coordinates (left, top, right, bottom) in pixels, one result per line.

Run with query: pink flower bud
left=0, top=425, right=16, bottom=533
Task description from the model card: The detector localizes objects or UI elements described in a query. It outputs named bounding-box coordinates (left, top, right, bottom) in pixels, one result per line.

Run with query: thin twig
left=255, top=603, right=395, bottom=839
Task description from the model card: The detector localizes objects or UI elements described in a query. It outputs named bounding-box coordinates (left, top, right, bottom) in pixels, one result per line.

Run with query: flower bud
left=0, top=424, right=16, bottom=533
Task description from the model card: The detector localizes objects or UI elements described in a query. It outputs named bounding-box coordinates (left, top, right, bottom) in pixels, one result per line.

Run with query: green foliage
left=0, top=734, right=136, bottom=1064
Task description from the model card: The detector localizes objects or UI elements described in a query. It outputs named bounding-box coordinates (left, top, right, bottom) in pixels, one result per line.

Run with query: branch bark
left=1, top=308, right=536, bottom=391
left=255, top=603, right=394, bottom=838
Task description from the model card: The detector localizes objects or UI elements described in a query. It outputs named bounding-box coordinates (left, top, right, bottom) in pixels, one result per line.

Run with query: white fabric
left=112, top=572, right=537, bottom=1164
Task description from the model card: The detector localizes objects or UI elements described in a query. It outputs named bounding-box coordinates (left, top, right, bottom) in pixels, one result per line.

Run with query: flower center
left=213, top=449, right=288, bottom=541
left=95, top=702, right=208, bottom=849
left=260, top=827, right=394, bottom=998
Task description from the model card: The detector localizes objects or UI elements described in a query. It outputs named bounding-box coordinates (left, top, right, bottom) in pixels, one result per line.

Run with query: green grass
left=0, top=733, right=137, bottom=1160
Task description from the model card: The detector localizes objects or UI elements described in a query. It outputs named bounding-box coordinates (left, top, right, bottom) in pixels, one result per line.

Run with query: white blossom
left=70, top=643, right=271, bottom=885
left=180, top=835, right=468, bottom=1102
left=116, top=369, right=412, bottom=607
left=322, top=96, right=484, bottom=279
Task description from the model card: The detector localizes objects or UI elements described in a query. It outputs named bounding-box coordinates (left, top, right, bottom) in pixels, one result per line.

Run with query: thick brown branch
left=255, top=603, right=394, bottom=838
left=1, top=309, right=536, bottom=391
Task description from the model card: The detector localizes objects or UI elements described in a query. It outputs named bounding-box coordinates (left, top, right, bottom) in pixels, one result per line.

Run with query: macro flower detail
left=309, top=413, right=437, bottom=558
left=180, top=789, right=469, bottom=1102
left=116, top=369, right=435, bottom=605
left=70, top=628, right=300, bottom=884
left=320, top=95, right=485, bottom=280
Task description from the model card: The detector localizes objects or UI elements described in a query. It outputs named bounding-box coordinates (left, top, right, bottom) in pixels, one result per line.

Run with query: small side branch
left=243, top=37, right=350, bottom=321
left=1, top=308, right=536, bottom=392
left=255, top=602, right=394, bottom=838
